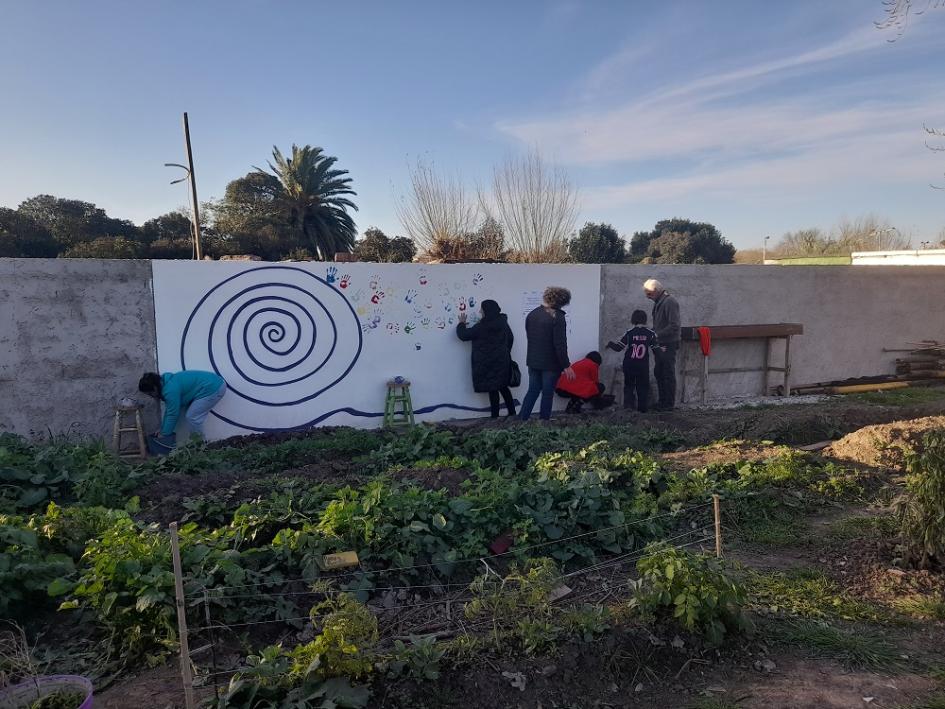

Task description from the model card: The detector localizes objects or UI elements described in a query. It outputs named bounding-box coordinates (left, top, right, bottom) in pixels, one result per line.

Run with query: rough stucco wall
left=0, top=258, right=158, bottom=441
left=601, top=265, right=945, bottom=404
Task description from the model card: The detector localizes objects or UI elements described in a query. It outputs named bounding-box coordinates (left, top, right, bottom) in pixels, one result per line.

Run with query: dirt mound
left=826, top=415, right=945, bottom=469
left=393, top=466, right=473, bottom=496
left=659, top=441, right=788, bottom=473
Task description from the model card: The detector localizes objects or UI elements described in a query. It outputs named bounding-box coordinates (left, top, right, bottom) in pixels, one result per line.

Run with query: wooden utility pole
left=182, top=112, right=203, bottom=260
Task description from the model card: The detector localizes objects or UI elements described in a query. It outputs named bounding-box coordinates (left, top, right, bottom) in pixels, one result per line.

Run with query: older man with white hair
left=643, top=279, right=681, bottom=410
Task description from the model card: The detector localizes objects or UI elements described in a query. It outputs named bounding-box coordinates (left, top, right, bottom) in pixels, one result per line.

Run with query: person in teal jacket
left=138, top=370, right=227, bottom=442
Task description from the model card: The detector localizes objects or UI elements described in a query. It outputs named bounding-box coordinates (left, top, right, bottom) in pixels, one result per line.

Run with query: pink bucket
left=0, top=675, right=93, bottom=709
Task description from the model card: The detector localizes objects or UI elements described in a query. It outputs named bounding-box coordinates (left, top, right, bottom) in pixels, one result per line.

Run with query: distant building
left=851, top=249, right=945, bottom=266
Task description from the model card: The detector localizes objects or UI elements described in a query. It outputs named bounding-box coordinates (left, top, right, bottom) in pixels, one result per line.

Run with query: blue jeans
left=185, top=382, right=227, bottom=438
left=519, top=368, right=559, bottom=421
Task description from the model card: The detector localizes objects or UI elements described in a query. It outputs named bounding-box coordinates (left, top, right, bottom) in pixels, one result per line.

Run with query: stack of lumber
left=894, top=341, right=945, bottom=378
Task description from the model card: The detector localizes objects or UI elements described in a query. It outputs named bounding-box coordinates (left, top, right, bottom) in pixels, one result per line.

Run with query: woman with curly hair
left=519, top=286, right=576, bottom=421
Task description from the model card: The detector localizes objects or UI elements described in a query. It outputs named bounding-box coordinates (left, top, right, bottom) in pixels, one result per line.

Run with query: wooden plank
left=680, top=323, right=803, bottom=340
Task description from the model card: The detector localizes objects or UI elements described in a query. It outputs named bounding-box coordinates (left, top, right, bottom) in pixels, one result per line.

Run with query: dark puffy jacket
left=456, top=313, right=514, bottom=392
left=524, top=306, right=570, bottom=372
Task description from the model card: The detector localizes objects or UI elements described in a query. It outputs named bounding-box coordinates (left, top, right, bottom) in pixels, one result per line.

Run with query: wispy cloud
left=497, top=22, right=944, bottom=209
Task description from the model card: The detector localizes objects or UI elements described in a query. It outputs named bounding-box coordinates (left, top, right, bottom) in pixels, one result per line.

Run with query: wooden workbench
left=679, top=323, right=803, bottom=404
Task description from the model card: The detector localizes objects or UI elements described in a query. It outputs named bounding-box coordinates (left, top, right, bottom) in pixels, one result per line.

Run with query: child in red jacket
left=555, top=351, right=607, bottom=413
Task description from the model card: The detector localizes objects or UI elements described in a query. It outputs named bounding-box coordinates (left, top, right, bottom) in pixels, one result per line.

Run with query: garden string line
left=191, top=530, right=717, bottom=684
left=189, top=525, right=715, bottom=635
left=187, top=500, right=715, bottom=598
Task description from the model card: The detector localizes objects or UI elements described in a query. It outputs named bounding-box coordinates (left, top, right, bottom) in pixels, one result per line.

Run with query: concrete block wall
left=600, top=265, right=945, bottom=403
left=2, top=259, right=943, bottom=441
left=0, top=258, right=159, bottom=441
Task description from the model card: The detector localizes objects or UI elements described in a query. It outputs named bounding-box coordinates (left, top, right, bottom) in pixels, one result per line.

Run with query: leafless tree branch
left=480, top=150, right=578, bottom=263
left=396, top=158, right=481, bottom=254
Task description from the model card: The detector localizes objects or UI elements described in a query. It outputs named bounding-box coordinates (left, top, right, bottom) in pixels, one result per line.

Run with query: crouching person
left=554, top=351, right=612, bottom=413
left=138, top=370, right=227, bottom=450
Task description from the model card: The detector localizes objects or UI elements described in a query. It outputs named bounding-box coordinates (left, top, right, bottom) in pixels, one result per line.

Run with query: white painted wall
left=852, top=249, right=945, bottom=266
left=152, top=261, right=600, bottom=438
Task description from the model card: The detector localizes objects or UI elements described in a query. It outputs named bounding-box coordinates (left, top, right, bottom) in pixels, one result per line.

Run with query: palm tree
left=257, top=144, right=358, bottom=260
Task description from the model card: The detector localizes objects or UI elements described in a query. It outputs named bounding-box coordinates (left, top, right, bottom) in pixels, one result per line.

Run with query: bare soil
left=826, top=415, right=945, bottom=470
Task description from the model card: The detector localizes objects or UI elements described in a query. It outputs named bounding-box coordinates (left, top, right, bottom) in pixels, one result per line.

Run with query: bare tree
left=876, top=0, right=945, bottom=40
left=481, top=150, right=578, bottom=263
left=773, top=228, right=836, bottom=257
left=396, top=158, right=480, bottom=256
left=835, top=215, right=911, bottom=251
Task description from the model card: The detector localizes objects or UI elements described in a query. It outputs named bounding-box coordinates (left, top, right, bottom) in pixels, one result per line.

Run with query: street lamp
left=762, top=235, right=771, bottom=263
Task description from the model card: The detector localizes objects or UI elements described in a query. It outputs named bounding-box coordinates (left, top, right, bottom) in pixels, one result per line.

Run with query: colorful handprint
left=339, top=274, right=351, bottom=289
left=326, top=266, right=338, bottom=284
left=472, top=272, right=484, bottom=286
left=386, top=322, right=400, bottom=334
left=458, top=297, right=467, bottom=312
left=435, top=317, right=446, bottom=329
left=468, top=296, right=477, bottom=309
left=418, top=269, right=429, bottom=286
left=369, top=275, right=380, bottom=291
left=404, top=322, right=416, bottom=334
left=371, top=290, right=386, bottom=305
left=404, top=289, right=418, bottom=304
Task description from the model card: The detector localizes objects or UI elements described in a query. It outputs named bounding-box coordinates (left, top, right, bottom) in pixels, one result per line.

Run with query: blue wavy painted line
left=213, top=400, right=519, bottom=432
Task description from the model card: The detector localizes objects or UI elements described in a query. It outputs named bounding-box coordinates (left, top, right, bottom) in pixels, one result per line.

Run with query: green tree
left=567, top=222, right=626, bottom=263
left=140, top=210, right=197, bottom=259
left=0, top=208, right=58, bottom=257
left=17, top=195, right=137, bottom=249
left=352, top=227, right=416, bottom=262
left=258, top=144, right=358, bottom=260
left=208, top=172, right=298, bottom=260
left=61, top=236, right=144, bottom=259
left=628, top=219, right=735, bottom=264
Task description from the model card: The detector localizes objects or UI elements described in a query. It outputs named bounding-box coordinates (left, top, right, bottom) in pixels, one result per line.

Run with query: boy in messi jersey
left=618, top=309, right=658, bottom=412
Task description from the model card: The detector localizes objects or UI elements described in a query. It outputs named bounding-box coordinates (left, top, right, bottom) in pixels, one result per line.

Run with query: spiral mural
left=180, top=266, right=363, bottom=430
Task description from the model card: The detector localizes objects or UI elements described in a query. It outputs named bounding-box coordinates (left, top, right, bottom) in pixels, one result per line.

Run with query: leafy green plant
left=631, top=543, right=747, bottom=644
left=0, top=519, right=74, bottom=617
left=387, top=634, right=446, bottom=680
left=898, top=431, right=945, bottom=568
left=560, top=604, right=611, bottom=641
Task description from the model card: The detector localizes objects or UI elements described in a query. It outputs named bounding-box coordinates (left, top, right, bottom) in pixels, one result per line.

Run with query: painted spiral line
left=180, top=266, right=363, bottom=431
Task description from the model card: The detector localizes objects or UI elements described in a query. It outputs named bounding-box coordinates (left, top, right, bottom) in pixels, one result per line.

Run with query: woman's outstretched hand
left=458, top=312, right=468, bottom=324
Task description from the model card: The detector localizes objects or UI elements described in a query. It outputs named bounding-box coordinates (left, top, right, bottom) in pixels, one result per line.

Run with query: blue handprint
left=326, top=266, right=338, bottom=284
left=443, top=301, right=453, bottom=313
left=405, top=289, right=418, bottom=304
left=468, top=296, right=477, bottom=309
left=472, top=272, right=484, bottom=286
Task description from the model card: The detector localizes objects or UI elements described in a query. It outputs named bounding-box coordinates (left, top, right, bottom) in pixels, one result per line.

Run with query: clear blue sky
left=2, top=0, right=944, bottom=249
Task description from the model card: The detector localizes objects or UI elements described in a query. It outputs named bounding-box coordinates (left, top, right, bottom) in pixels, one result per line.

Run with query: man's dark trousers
left=653, top=343, right=678, bottom=410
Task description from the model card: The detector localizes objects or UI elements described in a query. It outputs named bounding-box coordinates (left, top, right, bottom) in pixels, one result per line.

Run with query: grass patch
left=826, top=514, right=898, bottom=541
left=891, top=595, right=945, bottom=621
left=850, top=387, right=945, bottom=406
left=687, top=700, right=746, bottom=709
left=747, top=568, right=882, bottom=621
left=895, top=696, right=945, bottom=709
left=769, top=619, right=902, bottom=670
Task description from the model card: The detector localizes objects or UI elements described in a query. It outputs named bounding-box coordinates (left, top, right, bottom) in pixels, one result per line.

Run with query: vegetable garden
left=2, top=393, right=945, bottom=708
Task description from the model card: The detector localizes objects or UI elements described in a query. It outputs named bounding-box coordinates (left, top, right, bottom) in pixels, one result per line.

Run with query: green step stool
left=384, top=379, right=415, bottom=428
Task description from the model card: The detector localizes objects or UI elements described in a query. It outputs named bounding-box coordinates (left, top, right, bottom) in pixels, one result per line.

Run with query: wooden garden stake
left=170, top=522, right=196, bottom=709
left=712, top=494, right=722, bottom=558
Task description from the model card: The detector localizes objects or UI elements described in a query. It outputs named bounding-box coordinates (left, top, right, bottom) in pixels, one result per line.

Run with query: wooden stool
left=383, top=380, right=415, bottom=428
left=113, top=405, right=147, bottom=459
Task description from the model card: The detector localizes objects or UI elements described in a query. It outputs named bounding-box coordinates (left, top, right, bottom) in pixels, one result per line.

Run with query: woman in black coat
left=456, top=299, right=517, bottom=418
